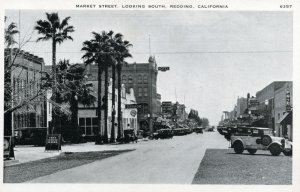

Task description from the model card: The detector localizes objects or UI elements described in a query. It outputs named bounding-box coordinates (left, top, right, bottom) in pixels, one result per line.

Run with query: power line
left=19, top=50, right=292, bottom=54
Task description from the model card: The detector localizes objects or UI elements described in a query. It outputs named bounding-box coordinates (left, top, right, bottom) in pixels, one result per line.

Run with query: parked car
left=173, top=128, right=188, bottom=136
left=15, top=127, right=47, bottom=146
left=157, top=129, right=173, bottom=139
left=193, top=127, right=204, bottom=134
left=122, top=129, right=138, bottom=143
left=230, top=127, right=292, bottom=156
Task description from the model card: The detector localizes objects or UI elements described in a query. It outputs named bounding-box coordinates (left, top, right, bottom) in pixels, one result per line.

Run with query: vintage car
left=173, top=128, right=188, bottom=136
left=193, top=127, right=204, bottom=134
left=14, top=127, right=47, bottom=146
left=230, top=127, right=292, bottom=156
left=157, top=129, right=173, bottom=139
left=123, top=129, right=138, bottom=143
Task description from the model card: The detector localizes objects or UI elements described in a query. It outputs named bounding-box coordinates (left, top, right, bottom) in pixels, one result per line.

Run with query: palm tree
left=82, top=31, right=113, bottom=144
left=35, top=12, right=74, bottom=134
left=113, top=35, right=132, bottom=140
left=5, top=18, right=19, bottom=49
left=56, top=60, right=96, bottom=142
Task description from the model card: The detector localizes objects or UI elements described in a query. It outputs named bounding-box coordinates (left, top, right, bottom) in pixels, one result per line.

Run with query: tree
left=107, top=32, right=132, bottom=143
left=82, top=31, right=114, bottom=144
left=55, top=60, right=96, bottom=142
left=4, top=18, right=19, bottom=136
left=114, top=35, right=132, bottom=140
left=35, top=12, right=74, bottom=134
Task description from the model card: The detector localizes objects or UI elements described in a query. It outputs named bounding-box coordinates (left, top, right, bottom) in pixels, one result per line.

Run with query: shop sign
left=158, top=67, right=170, bottom=71
left=130, top=110, right=137, bottom=117
left=4, top=136, right=15, bottom=159
left=45, top=134, right=61, bottom=151
left=286, top=105, right=292, bottom=112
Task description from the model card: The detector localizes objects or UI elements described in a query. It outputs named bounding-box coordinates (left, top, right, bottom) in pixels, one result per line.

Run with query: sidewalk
left=4, top=140, right=145, bottom=167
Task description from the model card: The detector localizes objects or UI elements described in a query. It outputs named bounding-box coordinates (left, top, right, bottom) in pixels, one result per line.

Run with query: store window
left=79, top=117, right=98, bottom=136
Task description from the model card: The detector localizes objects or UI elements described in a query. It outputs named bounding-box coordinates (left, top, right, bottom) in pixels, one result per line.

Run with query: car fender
left=231, top=138, right=245, bottom=148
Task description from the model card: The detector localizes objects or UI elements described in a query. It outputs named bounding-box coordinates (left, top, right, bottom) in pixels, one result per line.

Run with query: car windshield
left=263, top=129, right=273, bottom=135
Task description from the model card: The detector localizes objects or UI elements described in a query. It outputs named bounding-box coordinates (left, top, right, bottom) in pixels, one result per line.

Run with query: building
left=5, top=48, right=47, bottom=137
left=236, top=97, right=248, bottom=117
left=78, top=79, right=138, bottom=140
left=86, top=56, right=160, bottom=132
left=274, top=82, right=293, bottom=140
left=255, top=81, right=289, bottom=129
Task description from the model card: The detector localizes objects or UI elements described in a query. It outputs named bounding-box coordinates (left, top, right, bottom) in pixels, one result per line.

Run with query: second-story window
left=143, top=75, right=148, bottom=84
left=138, top=75, right=142, bottom=84
left=122, top=75, right=127, bottom=84
left=128, top=75, right=133, bottom=84
left=144, top=87, right=148, bottom=97
left=138, top=87, right=143, bottom=97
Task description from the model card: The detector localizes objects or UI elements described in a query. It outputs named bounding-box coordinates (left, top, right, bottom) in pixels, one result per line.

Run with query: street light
left=265, top=100, right=269, bottom=127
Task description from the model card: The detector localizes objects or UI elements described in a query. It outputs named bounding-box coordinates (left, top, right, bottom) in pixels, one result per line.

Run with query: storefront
left=277, top=112, right=292, bottom=141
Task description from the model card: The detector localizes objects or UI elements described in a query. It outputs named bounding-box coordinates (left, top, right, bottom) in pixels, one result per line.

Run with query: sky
left=5, top=10, right=293, bottom=125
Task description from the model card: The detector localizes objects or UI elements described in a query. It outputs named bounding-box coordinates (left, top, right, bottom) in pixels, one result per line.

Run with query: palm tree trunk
left=95, top=65, right=102, bottom=144
left=110, top=63, right=116, bottom=143
left=117, top=63, right=122, bottom=140
left=103, top=64, right=109, bottom=143
left=51, top=38, right=58, bottom=134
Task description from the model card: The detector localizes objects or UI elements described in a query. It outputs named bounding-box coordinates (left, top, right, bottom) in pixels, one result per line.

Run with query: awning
left=277, top=112, right=290, bottom=124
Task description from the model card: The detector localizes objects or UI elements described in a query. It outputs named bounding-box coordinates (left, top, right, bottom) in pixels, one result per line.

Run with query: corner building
left=86, top=56, right=160, bottom=133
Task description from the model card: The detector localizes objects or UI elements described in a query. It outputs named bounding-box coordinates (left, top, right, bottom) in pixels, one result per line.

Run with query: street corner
left=192, top=148, right=292, bottom=185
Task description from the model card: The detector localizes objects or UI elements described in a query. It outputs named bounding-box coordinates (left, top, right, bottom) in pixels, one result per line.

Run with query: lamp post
left=248, top=110, right=251, bottom=125
left=265, top=100, right=269, bottom=127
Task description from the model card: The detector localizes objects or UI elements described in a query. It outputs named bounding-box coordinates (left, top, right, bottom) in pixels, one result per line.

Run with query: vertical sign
left=286, top=88, right=292, bottom=112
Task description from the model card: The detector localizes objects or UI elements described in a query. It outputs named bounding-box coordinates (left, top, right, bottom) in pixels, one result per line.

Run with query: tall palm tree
left=113, top=35, right=132, bottom=140
left=82, top=31, right=113, bottom=144
left=35, top=12, right=74, bottom=134
left=5, top=18, right=19, bottom=49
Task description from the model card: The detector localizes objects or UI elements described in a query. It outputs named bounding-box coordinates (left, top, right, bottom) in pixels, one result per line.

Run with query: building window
left=128, top=75, right=133, bottom=84
left=144, top=87, right=148, bottom=97
left=138, top=87, right=143, bottom=97
left=143, top=75, right=148, bottom=84
left=122, top=75, right=127, bottom=84
left=278, top=113, right=280, bottom=120
left=138, top=75, right=142, bottom=84
left=79, top=117, right=97, bottom=136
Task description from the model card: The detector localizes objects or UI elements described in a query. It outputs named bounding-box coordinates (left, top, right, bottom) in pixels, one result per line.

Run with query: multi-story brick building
left=255, top=81, right=291, bottom=130
left=86, top=56, right=160, bottom=132
left=5, top=48, right=47, bottom=138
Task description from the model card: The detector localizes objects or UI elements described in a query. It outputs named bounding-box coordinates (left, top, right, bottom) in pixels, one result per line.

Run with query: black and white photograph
left=1, top=0, right=299, bottom=191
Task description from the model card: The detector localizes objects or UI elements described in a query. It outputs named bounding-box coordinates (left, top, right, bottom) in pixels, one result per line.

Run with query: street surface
left=27, top=132, right=228, bottom=183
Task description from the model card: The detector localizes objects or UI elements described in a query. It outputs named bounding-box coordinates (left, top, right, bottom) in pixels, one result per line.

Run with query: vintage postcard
left=1, top=0, right=299, bottom=192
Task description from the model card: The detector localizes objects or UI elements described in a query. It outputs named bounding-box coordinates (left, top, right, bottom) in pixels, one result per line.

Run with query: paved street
left=27, top=132, right=228, bottom=183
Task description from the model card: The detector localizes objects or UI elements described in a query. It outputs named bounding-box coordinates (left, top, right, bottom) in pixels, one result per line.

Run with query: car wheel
left=283, top=150, right=292, bottom=156
left=233, top=141, right=244, bottom=154
left=247, top=149, right=257, bottom=155
left=269, top=144, right=282, bottom=156
left=261, top=135, right=272, bottom=146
